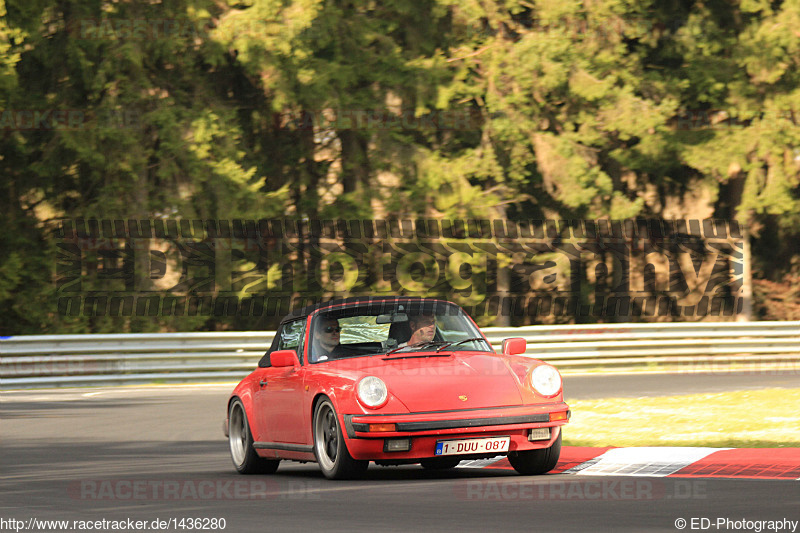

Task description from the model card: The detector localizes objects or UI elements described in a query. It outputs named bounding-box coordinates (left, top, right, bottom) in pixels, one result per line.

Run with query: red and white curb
left=459, top=447, right=800, bottom=480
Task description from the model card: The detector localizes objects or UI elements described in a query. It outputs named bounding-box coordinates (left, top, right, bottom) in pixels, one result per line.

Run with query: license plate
left=435, top=436, right=510, bottom=456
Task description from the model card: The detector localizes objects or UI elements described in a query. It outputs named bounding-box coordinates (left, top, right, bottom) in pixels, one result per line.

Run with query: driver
left=311, top=316, right=349, bottom=361
left=407, top=314, right=437, bottom=345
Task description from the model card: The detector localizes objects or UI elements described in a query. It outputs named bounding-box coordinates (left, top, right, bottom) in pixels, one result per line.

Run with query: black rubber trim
left=345, top=408, right=567, bottom=437
left=343, top=415, right=356, bottom=438
left=395, top=413, right=550, bottom=432
left=349, top=404, right=522, bottom=418
left=253, top=442, right=314, bottom=453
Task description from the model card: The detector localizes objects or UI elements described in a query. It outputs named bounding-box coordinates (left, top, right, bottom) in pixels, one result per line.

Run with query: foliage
left=1, top=0, right=799, bottom=333
left=753, top=275, right=800, bottom=321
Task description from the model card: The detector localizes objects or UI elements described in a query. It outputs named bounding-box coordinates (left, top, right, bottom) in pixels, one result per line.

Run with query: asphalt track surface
left=2, top=372, right=798, bottom=532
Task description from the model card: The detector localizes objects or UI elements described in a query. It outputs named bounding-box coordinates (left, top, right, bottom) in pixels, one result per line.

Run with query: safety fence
left=2, top=321, right=799, bottom=388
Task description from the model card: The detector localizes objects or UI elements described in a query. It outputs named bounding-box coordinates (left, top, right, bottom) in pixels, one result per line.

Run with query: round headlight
left=530, top=365, right=562, bottom=397
left=357, top=376, right=388, bottom=408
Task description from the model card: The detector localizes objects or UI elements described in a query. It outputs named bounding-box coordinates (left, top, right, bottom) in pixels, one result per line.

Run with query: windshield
left=308, top=301, right=492, bottom=363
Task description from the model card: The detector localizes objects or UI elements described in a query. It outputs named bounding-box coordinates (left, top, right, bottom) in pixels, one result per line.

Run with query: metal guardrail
left=2, top=321, right=799, bottom=388
left=0, top=332, right=273, bottom=389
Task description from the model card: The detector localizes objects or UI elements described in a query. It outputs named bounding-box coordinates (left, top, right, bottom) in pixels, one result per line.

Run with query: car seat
left=388, top=321, right=413, bottom=346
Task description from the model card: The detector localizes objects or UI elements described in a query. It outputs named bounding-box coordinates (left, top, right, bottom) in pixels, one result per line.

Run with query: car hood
left=329, top=352, right=525, bottom=412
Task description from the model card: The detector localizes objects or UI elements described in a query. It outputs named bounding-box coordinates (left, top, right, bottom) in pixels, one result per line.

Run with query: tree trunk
left=339, top=129, right=369, bottom=194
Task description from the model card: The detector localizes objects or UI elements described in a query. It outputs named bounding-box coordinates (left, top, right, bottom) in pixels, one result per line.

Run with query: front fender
left=503, top=355, right=566, bottom=405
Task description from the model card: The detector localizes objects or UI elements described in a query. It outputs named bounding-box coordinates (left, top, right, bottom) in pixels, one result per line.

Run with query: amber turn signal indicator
left=368, top=423, right=397, bottom=432
left=549, top=411, right=568, bottom=422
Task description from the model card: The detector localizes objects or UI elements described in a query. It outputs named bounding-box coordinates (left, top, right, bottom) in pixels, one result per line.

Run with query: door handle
left=259, top=379, right=268, bottom=387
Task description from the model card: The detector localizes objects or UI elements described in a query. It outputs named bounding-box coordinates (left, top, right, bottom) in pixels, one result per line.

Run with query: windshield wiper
left=381, top=353, right=453, bottom=361
left=384, top=340, right=450, bottom=356
left=434, top=337, right=487, bottom=352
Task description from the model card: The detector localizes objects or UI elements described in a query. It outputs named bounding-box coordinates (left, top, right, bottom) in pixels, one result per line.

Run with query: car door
left=255, top=318, right=308, bottom=444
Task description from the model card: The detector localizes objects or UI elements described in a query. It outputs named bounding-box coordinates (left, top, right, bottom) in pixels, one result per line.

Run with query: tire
left=420, top=457, right=462, bottom=470
left=313, top=398, right=368, bottom=480
left=507, top=432, right=562, bottom=475
left=228, top=399, right=279, bottom=475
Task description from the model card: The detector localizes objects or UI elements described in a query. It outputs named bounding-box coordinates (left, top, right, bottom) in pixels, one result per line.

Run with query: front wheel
left=228, top=399, right=279, bottom=475
left=313, top=398, right=368, bottom=480
left=507, top=432, right=561, bottom=475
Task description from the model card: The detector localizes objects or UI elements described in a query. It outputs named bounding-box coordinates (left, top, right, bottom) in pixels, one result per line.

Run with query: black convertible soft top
left=278, top=296, right=459, bottom=324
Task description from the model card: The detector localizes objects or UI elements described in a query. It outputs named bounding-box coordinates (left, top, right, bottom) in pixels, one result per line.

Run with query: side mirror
left=270, top=349, right=300, bottom=368
left=502, top=337, right=526, bottom=356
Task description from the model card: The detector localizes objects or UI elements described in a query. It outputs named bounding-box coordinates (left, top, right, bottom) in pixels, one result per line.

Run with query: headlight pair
left=357, top=368, right=560, bottom=408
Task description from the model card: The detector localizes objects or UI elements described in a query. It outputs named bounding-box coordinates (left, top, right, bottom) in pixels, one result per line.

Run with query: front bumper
left=341, top=403, right=569, bottom=461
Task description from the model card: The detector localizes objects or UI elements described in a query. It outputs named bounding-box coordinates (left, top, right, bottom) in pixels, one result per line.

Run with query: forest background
left=2, top=0, right=799, bottom=334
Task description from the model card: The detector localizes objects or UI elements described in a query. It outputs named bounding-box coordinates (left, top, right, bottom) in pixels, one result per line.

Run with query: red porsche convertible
left=225, top=297, right=569, bottom=479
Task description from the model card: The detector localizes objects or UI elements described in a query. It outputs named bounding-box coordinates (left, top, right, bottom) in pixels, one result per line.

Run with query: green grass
left=562, top=388, right=800, bottom=448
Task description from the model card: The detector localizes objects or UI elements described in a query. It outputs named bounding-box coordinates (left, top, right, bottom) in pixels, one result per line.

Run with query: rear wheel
left=313, top=398, right=368, bottom=480
left=228, top=399, right=279, bottom=474
left=420, top=457, right=461, bottom=470
left=507, top=432, right=561, bottom=475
